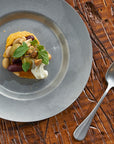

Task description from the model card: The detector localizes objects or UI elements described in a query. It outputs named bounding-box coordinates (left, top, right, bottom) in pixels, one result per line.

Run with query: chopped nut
left=30, top=46, right=34, bottom=49
left=25, top=39, right=32, bottom=47
left=31, top=51, right=38, bottom=58
left=47, top=52, right=52, bottom=60
left=13, top=37, right=26, bottom=44
left=26, top=49, right=33, bottom=55
left=13, top=72, right=20, bottom=76
left=34, top=59, right=42, bottom=66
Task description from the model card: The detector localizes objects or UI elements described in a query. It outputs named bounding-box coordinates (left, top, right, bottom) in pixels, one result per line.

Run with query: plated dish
left=0, top=0, right=92, bottom=122
left=2, top=31, right=51, bottom=79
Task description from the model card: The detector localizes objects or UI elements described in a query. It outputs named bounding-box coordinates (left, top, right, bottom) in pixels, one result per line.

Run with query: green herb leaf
left=30, top=40, right=38, bottom=47
left=37, top=45, right=44, bottom=51
left=22, top=62, right=31, bottom=72
left=30, top=40, right=49, bottom=64
left=31, top=40, right=44, bottom=50
left=13, top=42, right=29, bottom=58
left=38, top=49, right=49, bottom=65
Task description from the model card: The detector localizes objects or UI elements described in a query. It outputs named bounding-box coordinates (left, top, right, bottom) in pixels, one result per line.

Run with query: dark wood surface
left=0, top=0, right=114, bottom=143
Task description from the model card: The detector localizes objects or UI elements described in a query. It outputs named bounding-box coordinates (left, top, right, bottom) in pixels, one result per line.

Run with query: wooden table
left=0, top=0, right=114, bottom=143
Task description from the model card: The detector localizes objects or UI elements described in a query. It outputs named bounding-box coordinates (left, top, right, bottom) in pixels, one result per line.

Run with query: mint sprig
left=22, top=62, right=31, bottom=72
left=30, top=40, right=38, bottom=47
left=13, top=42, right=29, bottom=58
left=31, top=40, right=49, bottom=65
left=38, top=49, right=49, bottom=65
left=37, top=45, right=44, bottom=51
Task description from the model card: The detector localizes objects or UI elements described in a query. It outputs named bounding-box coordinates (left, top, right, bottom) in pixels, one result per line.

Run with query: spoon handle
left=73, top=85, right=111, bottom=141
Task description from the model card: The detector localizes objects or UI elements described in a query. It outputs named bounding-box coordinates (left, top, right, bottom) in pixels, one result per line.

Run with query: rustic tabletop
left=0, top=0, right=114, bottom=144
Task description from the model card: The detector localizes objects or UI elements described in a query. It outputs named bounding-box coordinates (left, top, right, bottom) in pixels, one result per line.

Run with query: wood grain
left=0, top=0, right=114, bottom=143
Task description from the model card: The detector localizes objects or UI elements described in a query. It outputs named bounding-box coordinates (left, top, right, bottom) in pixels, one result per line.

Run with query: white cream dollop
left=31, top=63, right=48, bottom=80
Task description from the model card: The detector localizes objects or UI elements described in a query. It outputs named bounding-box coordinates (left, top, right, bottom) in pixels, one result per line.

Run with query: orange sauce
left=19, top=71, right=35, bottom=79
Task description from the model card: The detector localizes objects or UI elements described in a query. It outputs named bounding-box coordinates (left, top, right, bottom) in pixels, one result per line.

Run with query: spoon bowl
left=106, top=62, right=114, bottom=86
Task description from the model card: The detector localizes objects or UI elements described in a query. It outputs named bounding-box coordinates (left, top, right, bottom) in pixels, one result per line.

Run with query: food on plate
left=2, top=31, right=52, bottom=79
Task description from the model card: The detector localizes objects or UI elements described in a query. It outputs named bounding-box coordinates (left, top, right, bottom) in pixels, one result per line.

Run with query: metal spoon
left=73, top=62, right=114, bottom=141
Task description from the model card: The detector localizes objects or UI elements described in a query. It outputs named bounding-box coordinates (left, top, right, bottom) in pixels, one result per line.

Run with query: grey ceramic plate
left=0, top=0, right=92, bottom=122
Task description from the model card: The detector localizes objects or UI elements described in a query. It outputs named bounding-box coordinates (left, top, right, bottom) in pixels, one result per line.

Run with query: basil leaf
left=13, top=42, right=29, bottom=58
left=38, top=49, right=49, bottom=65
left=22, top=62, right=31, bottom=72
left=30, top=40, right=38, bottom=47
